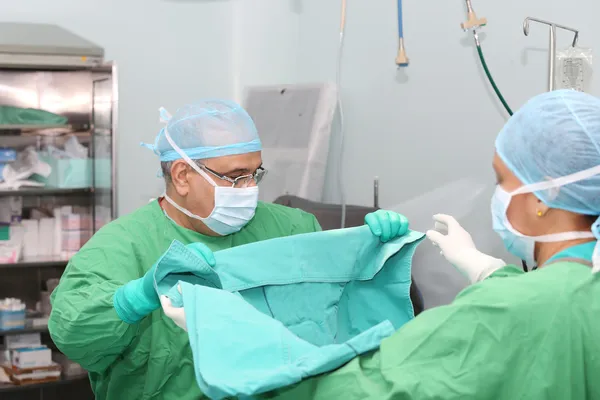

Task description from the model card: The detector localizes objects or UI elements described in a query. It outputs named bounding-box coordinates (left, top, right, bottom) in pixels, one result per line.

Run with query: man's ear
left=170, top=160, right=191, bottom=196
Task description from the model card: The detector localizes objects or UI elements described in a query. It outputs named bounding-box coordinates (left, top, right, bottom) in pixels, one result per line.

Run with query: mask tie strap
left=158, top=106, right=218, bottom=186
left=507, top=164, right=600, bottom=274
left=591, top=217, right=600, bottom=273
left=163, top=126, right=218, bottom=187
left=512, top=164, right=600, bottom=195
left=163, top=192, right=205, bottom=222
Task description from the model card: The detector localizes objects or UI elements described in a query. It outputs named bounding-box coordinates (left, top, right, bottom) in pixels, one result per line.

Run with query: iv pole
left=523, top=17, right=579, bottom=91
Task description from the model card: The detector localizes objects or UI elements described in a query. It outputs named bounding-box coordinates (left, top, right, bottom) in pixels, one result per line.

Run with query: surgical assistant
left=47, top=100, right=410, bottom=400
left=264, top=90, right=600, bottom=399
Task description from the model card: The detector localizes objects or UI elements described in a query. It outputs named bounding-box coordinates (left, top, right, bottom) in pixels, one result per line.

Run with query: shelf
left=0, top=124, right=72, bottom=131
left=0, top=324, right=48, bottom=336
left=0, top=373, right=88, bottom=392
left=0, top=187, right=92, bottom=197
left=93, top=127, right=111, bottom=136
left=0, top=256, right=68, bottom=269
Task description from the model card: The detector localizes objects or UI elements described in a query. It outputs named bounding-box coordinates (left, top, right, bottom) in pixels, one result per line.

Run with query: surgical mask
left=490, top=168, right=599, bottom=268
left=161, top=117, right=259, bottom=236
left=491, top=187, right=537, bottom=266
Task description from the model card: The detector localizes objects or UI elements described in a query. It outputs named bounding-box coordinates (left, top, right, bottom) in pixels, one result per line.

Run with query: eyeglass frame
left=196, top=163, right=267, bottom=188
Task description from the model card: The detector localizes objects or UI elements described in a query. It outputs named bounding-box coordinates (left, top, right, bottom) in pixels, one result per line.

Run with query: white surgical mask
left=491, top=165, right=600, bottom=268
left=163, top=186, right=258, bottom=236
left=161, top=115, right=259, bottom=236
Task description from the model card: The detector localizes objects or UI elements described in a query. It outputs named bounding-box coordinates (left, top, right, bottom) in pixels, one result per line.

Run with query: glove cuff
left=475, top=256, right=507, bottom=282
left=114, top=278, right=160, bottom=324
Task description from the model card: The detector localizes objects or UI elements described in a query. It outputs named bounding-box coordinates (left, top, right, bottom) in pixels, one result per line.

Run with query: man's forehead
left=203, top=151, right=262, bottom=173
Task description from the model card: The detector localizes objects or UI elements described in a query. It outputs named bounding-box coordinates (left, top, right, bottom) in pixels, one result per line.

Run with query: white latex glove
left=426, top=214, right=506, bottom=284
left=160, top=285, right=187, bottom=331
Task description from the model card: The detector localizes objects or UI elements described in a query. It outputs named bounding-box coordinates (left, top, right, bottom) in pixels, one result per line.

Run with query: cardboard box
left=2, top=362, right=62, bottom=386
left=11, top=347, right=52, bottom=369
left=0, top=309, right=26, bottom=331
left=5, top=333, right=41, bottom=349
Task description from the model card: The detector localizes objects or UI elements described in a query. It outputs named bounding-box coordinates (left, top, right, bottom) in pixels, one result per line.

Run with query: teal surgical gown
left=265, top=242, right=600, bottom=399
left=48, top=200, right=321, bottom=400
left=153, top=227, right=424, bottom=399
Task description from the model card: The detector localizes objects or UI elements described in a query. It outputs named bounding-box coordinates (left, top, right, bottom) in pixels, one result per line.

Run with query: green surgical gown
left=264, top=260, right=600, bottom=399
left=48, top=200, right=321, bottom=400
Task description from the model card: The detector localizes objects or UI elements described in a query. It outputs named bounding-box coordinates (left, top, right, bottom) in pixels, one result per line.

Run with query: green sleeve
left=48, top=227, right=141, bottom=373
left=309, top=214, right=322, bottom=232
left=263, top=274, right=548, bottom=400
left=487, top=264, right=525, bottom=279
left=290, top=211, right=322, bottom=235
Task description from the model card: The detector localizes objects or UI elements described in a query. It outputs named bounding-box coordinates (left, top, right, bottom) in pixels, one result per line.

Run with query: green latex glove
left=365, top=210, right=409, bottom=243
left=113, top=243, right=215, bottom=324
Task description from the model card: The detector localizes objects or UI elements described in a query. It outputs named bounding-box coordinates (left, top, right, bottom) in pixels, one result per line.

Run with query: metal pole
left=549, top=24, right=556, bottom=91
left=373, top=177, right=379, bottom=209
left=523, top=17, right=579, bottom=92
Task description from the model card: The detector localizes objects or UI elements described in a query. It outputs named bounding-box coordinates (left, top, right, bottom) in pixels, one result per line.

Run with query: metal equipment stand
left=523, top=17, right=580, bottom=91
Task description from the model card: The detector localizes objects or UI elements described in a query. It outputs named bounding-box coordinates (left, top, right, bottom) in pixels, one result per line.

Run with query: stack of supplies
left=0, top=205, right=108, bottom=263
left=0, top=298, right=25, bottom=331
left=1, top=331, right=63, bottom=386
left=60, top=206, right=93, bottom=259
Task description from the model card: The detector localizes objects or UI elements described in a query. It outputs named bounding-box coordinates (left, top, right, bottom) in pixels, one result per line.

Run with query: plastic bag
left=556, top=47, right=593, bottom=93
left=45, top=135, right=88, bottom=159
left=0, top=147, right=51, bottom=189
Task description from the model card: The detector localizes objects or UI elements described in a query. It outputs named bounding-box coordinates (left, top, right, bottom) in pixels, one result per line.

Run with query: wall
left=233, top=0, right=599, bottom=305
left=231, top=1, right=303, bottom=101
left=1, top=0, right=236, bottom=215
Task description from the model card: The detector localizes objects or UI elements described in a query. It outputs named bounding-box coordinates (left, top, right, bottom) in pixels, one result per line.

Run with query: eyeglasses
left=198, top=164, right=268, bottom=188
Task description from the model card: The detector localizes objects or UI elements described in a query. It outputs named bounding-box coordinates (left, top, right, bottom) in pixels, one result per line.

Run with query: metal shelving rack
left=0, top=22, right=118, bottom=400
left=0, top=374, right=89, bottom=394
left=0, top=188, right=92, bottom=197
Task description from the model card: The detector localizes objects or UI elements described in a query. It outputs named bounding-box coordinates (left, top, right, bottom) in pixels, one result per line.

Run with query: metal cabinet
left=0, top=23, right=117, bottom=400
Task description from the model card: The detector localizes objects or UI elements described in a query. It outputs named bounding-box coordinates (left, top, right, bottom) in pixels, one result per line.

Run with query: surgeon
left=48, top=99, right=410, bottom=400
left=264, top=90, right=600, bottom=399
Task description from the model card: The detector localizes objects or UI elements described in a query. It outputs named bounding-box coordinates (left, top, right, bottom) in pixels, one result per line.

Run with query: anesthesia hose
left=474, top=33, right=513, bottom=116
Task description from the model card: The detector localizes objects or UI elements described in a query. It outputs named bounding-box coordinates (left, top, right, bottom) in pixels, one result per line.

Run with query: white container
left=61, top=214, right=92, bottom=231
left=53, top=208, right=62, bottom=256
left=11, top=346, right=52, bottom=369
left=5, top=333, right=42, bottom=349
left=38, top=218, right=55, bottom=257
left=61, top=230, right=92, bottom=251
left=21, top=220, right=39, bottom=259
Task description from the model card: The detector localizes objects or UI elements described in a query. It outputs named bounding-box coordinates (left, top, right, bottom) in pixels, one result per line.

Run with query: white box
left=38, top=218, right=55, bottom=257
left=5, top=333, right=41, bottom=349
left=11, top=346, right=52, bottom=369
left=21, top=220, right=39, bottom=258
left=53, top=208, right=62, bottom=256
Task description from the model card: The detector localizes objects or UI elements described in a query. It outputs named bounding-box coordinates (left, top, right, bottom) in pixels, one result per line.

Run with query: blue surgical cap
left=144, top=99, right=262, bottom=162
left=496, top=90, right=600, bottom=216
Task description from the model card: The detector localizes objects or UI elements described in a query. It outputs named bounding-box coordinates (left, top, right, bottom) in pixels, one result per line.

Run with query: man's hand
left=161, top=285, right=187, bottom=331
left=365, top=210, right=410, bottom=243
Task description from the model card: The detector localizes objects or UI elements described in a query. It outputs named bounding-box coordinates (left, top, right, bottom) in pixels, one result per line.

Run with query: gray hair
left=161, top=160, right=203, bottom=184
